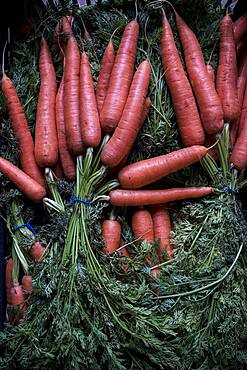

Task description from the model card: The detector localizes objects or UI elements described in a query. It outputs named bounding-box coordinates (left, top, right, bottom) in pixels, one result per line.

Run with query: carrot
left=56, top=76, right=76, bottom=181
left=101, top=60, right=151, bottom=167
left=150, top=205, right=173, bottom=259
left=160, top=14, right=205, bottom=145
left=63, top=29, right=83, bottom=155
left=109, top=187, right=213, bottom=207
left=216, top=15, right=240, bottom=122
left=80, top=52, right=101, bottom=148
left=8, top=285, right=24, bottom=306
left=131, top=208, right=154, bottom=244
left=96, top=39, right=115, bottom=113
left=233, top=12, right=247, bottom=43
left=34, top=37, right=58, bottom=168
left=175, top=12, right=224, bottom=134
left=21, top=275, right=32, bottom=294
left=118, top=145, right=208, bottom=189
left=2, top=74, right=45, bottom=187
left=29, top=241, right=46, bottom=261
left=100, top=19, right=139, bottom=133
left=0, top=157, right=46, bottom=202
left=62, top=15, right=73, bottom=35
left=5, top=257, right=13, bottom=290
left=206, top=64, right=215, bottom=83
left=102, top=219, right=121, bottom=254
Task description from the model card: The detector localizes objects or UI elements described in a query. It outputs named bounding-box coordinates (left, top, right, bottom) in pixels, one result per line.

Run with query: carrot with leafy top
left=150, top=205, right=173, bottom=259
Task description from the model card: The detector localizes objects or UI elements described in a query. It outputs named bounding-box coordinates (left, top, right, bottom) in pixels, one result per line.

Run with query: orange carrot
left=175, top=12, right=224, bottom=134
left=233, top=13, right=247, bottom=43
left=102, top=219, right=121, bottom=254
left=0, top=157, right=46, bottom=202
left=34, top=37, right=58, bottom=168
left=21, top=275, right=32, bottom=294
left=160, top=13, right=205, bottom=145
left=8, top=285, right=24, bottom=306
left=5, top=257, right=13, bottom=290
left=63, top=18, right=83, bottom=155
left=2, top=74, right=45, bottom=187
left=101, top=60, right=151, bottom=167
left=150, top=205, right=173, bottom=259
left=80, top=52, right=101, bottom=148
left=96, top=40, right=115, bottom=113
left=217, top=15, right=240, bottom=122
left=56, top=76, right=76, bottom=181
left=131, top=208, right=154, bottom=245
left=29, top=241, right=46, bottom=261
left=109, top=187, right=213, bottom=207
left=62, top=15, right=73, bottom=35
left=100, top=19, right=139, bottom=133
left=118, top=145, right=208, bottom=189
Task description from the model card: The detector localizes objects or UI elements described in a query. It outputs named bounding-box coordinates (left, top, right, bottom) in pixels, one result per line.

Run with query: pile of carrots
left=1, top=6, right=247, bottom=319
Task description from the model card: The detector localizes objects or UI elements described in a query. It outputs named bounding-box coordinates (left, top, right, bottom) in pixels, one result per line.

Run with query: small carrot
left=56, top=76, right=76, bottom=181
left=102, top=219, right=121, bottom=254
left=21, top=275, right=32, bottom=295
left=101, top=60, right=151, bottom=168
left=175, top=12, right=224, bottom=134
left=131, top=208, right=154, bottom=245
left=233, top=12, right=247, bottom=43
left=217, top=15, right=240, bottom=122
left=0, top=157, right=46, bottom=202
left=29, top=241, right=46, bottom=261
left=118, top=145, right=208, bottom=189
left=34, top=37, right=58, bottom=168
left=160, top=13, right=205, bottom=145
left=109, top=187, right=213, bottom=207
left=150, top=205, right=173, bottom=259
left=8, top=285, right=24, bottom=306
left=96, top=39, right=115, bottom=113
left=80, top=52, right=101, bottom=148
left=100, top=19, right=139, bottom=133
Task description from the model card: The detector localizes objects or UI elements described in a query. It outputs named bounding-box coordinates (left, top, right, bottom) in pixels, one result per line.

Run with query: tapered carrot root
left=101, top=60, right=151, bottom=167
left=160, top=14, right=205, bottom=145
left=29, top=241, right=46, bottom=261
left=102, top=220, right=121, bottom=254
left=100, top=20, right=139, bottom=133
left=56, top=76, right=76, bottom=181
left=96, top=40, right=115, bottom=113
left=175, top=12, right=224, bottom=134
left=217, top=15, right=240, bottom=122
left=34, top=37, right=58, bottom=168
left=80, top=52, right=101, bottom=148
left=109, top=187, right=213, bottom=207
left=233, top=13, right=247, bottom=43
left=150, top=205, right=173, bottom=259
left=118, top=145, right=208, bottom=189
left=0, top=157, right=46, bottom=202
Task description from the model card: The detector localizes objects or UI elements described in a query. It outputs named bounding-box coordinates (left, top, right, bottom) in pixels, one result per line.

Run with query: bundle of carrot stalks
left=0, top=1, right=246, bottom=369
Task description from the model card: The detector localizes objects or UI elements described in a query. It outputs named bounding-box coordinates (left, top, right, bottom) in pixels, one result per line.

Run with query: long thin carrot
left=96, top=39, right=115, bottom=113
left=160, top=13, right=205, bottom=145
left=34, top=37, right=58, bottom=168
left=80, top=52, right=101, bottom=148
left=216, top=15, right=240, bottom=122
left=0, top=157, right=46, bottom=202
left=175, top=12, right=224, bottom=134
left=2, top=74, right=45, bottom=186
left=100, top=19, right=139, bottom=133
left=233, top=12, right=247, bottom=43
left=101, top=60, right=151, bottom=167
left=63, top=18, right=83, bottom=155
left=150, top=205, right=173, bottom=259
left=109, top=187, right=213, bottom=207
left=102, top=219, right=121, bottom=254
left=56, top=76, right=76, bottom=181
left=118, top=145, right=208, bottom=189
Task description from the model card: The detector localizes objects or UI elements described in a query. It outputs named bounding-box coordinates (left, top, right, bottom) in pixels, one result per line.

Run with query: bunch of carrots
left=1, top=4, right=247, bottom=324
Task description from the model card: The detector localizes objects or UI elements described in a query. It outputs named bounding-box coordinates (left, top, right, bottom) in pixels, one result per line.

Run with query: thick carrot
left=131, top=208, right=154, bottom=244
left=0, top=157, right=46, bottom=202
left=206, top=64, right=215, bottom=83
left=118, top=145, right=208, bottom=189
left=100, top=19, right=139, bottom=133
left=109, top=187, right=213, bottom=207
left=80, top=52, right=101, bottom=148
left=175, top=12, right=224, bottom=134
left=34, top=37, right=58, bottom=168
left=29, top=241, right=46, bottom=261
left=63, top=19, right=83, bottom=155
left=5, top=257, right=13, bottom=290
left=22, top=275, right=32, bottom=294
left=102, top=219, right=121, bottom=254
left=150, top=205, right=173, bottom=259
left=217, top=15, right=240, bottom=122
left=96, top=40, right=115, bottom=113
left=101, top=60, right=151, bottom=167
left=2, top=74, right=45, bottom=187
left=233, top=13, right=247, bottom=43
left=56, top=76, right=76, bottom=181
left=160, top=14, right=205, bottom=145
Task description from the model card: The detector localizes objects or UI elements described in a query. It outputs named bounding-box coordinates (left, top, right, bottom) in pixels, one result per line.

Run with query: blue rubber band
left=223, top=185, right=238, bottom=194
left=14, top=223, right=36, bottom=235
left=70, top=196, right=94, bottom=206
